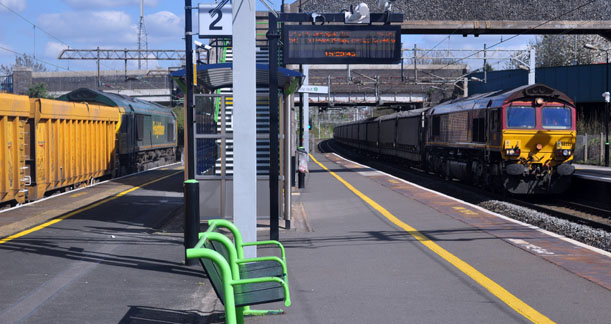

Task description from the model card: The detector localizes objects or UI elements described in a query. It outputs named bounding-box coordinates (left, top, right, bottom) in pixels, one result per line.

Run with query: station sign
left=298, top=85, right=329, bottom=94
left=283, top=25, right=401, bottom=64
left=198, top=3, right=232, bottom=38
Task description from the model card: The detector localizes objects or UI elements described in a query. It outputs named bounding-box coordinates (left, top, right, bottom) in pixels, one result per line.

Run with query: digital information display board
left=283, top=25, right=401, bottom=64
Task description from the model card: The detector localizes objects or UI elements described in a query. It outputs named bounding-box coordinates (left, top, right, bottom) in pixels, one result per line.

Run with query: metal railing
left=0, top=74, right=13, bottom=93
left=575, top=134, right=609, bottom=166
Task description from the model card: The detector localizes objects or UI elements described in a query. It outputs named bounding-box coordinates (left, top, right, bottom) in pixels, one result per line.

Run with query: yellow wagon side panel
left=0, top=94, right=30, bottom=204
left=25, top=99, right=120, bottom=201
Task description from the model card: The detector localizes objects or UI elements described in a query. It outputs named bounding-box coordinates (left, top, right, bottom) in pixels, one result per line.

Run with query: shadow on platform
left=118, top=306, right=223, bottom=324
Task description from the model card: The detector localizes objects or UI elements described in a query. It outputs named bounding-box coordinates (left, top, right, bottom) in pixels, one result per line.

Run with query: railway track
left=320, top=139, right=611, bottom=250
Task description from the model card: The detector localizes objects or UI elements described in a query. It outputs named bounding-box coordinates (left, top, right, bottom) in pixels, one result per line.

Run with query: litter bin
left=296, top=147, right=308, bottom=188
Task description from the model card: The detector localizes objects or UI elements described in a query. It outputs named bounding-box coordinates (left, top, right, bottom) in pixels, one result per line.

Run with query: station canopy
left=170, top=63, right=304, bottom=92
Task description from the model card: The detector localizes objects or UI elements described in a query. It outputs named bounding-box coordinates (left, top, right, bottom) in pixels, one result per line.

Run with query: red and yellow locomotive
left=334, top=84, right=576, bottom=194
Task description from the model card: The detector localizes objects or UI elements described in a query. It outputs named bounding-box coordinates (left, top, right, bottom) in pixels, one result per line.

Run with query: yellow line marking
left=453, top=206, right=479, bottom=215
left=0, top=171, right=182, bottom=245
left=69, top=192, right=88, bottom=198
left=310, top=154, right=554, bottom=324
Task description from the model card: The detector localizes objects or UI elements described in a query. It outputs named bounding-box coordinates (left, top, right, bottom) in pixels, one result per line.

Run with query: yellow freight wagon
left=0, top=93, right=121, bottom=205
left=0, top=94, right=30, bottom=204
left=26, top=98, right=121, bottom=201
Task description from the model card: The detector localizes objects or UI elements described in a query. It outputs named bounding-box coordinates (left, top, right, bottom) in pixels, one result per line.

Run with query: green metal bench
left=205, top=219, right=287, bottom=281
left=186, top=220, right=291, bottom=324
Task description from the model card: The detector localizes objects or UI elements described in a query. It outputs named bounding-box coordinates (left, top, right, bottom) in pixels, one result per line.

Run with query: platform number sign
left=198, top=2, right=232, bottom=38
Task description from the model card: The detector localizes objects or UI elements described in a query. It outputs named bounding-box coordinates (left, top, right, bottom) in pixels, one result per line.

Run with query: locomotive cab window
left=432, top=115, right=441, bottom=137
left=490, top=109, right=500, bottom=131
left=136, top=114, right=144, bottom=141
left=472, top=117, right=486, bottom=142
left=542, top=106, right=571, bottom=129
left=168, top=123, right=175, bottom=142
left=506, top=106, right=535, bottom=129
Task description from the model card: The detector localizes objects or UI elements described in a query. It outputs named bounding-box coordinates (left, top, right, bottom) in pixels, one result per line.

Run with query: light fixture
left=345, top=3, right=370, bottom=24
left=584, top=43, right=599, bottom=51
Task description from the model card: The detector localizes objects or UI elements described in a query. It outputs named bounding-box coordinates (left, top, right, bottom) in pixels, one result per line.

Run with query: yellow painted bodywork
left=28, top=98, right=121, bottom=201
left=0, top=94, right=30, bottom=204
left=0, top=93, right=121, bottom=204
left=502, top=129, right=576, bottom=168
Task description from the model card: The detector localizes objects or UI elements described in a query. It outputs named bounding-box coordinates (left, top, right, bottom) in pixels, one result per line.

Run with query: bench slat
left=239, top=261, right=284, bottom=279
left=234, top=281, right=285, bottom=307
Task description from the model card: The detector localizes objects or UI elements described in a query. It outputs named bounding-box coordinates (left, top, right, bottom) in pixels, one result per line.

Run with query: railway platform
left=243, top=149, right=611, bottom=324
left=1, top=156, right=610, bottom=323
left=574, top=163, right=611, bottom=183
left=0, top=165, right=219, bottom=323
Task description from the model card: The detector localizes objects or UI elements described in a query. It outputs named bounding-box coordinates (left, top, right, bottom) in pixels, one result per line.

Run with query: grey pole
left=183, top=0, right=197, bottom=265
left=268, top=12, right=280, bottom=241
left=605, top=51, right=609, bottom=167
left=233, top=0, right=258, bottom=258
left=184, top=0, right=195, bottom=180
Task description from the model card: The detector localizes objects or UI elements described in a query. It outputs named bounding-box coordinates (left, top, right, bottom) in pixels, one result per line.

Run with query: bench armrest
left=235, top=256, right=287, bottom=276
left=241, top=240, right=286, bottom=263
left=231, top=277, right=291, bottom=307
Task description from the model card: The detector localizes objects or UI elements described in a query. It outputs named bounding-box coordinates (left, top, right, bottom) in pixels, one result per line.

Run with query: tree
left=514, top=35, right=611, bottom=68
left=0, top=53, right=47, bottom=75
left=26, top=83, right=49, bottom=98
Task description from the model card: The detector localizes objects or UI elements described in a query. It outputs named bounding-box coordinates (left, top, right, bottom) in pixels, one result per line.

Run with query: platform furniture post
left=184, top=179, right=199, bottom=265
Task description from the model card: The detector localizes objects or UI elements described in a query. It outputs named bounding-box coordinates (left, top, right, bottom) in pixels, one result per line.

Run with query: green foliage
left=172, top=106, right=185, bottom=147
left=26, top=83, right=49, bottom=98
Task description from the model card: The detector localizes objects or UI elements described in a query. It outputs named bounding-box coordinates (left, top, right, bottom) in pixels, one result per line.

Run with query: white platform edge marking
left=329, top=153, right=611, bottom=258
left=0, top=162, right=182, bottom=214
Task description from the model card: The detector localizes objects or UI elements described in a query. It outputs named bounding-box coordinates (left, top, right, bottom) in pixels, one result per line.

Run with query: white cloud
left=0, top=0, right=26, bottom=12
left=38, top=10, right=137, bottom=46
left=45, top=41, right=70, bottom=59
left=38, top=10, right=182, bottom=49
left=144, top=11, right=182, bottom=42
left=63, top=0, right=158, bottom=10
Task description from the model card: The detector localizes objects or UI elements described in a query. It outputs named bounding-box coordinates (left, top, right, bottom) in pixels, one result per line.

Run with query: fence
left=0, top=74, right=13, bottom=93
left=574, top=134, right=609, bottom=166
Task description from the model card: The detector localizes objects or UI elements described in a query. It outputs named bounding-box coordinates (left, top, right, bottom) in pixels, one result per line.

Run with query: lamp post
left=585, top=43, right=610, bottom=167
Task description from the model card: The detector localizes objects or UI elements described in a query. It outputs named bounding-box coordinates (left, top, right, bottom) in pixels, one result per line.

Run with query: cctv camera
left=194, top=40, right=203, bottom=47
left=378, top=0, right=394, bottom=11
left=204, top=44, right=213, bottom=51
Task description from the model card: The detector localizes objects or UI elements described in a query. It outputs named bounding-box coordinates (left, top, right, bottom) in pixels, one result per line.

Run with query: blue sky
left=0, top=0, right=535, bottom=72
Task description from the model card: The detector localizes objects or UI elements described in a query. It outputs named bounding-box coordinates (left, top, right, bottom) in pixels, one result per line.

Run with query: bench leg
left=243, top=306, right=284, bottom=316
left=236, top=306, right=245, bottom=324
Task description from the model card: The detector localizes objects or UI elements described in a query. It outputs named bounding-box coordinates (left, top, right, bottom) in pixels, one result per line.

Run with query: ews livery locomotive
left=334, top=84, right=576, bottom=194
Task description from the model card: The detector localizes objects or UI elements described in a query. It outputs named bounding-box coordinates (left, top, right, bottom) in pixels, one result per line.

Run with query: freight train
left=334, top=84, right=576, bottom=194
left=0, top=88, right=177, bottom=205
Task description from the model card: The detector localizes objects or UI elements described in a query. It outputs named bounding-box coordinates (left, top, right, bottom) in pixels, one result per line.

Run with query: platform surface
left=0, top=166, right=220, bottom=324
left=247, top=151, right=611, bottom=324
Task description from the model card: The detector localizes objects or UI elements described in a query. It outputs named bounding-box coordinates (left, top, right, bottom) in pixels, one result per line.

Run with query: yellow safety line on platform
left=309, top=154, right=555, bottom=324
left=0, top=171, right=182, bottom=245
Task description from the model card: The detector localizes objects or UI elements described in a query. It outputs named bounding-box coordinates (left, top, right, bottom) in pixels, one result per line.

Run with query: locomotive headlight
left=562, top=149, right=571, bottom=156
left=505, top=148, right=521, bottom=156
